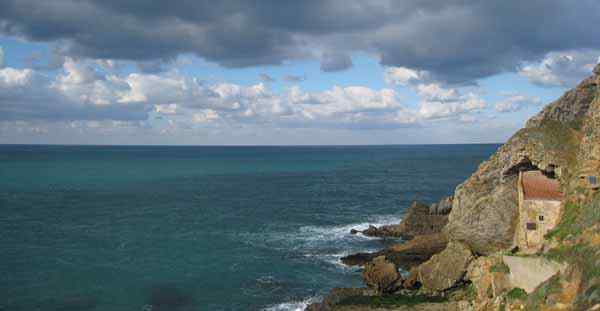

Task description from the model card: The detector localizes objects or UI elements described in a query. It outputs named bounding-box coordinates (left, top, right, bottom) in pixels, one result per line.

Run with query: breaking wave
left=263, top=296, right=321, bottom=311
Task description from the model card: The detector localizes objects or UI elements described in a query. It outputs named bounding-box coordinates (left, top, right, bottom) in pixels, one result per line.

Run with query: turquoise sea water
left=0, top=144, right=498, bottom=311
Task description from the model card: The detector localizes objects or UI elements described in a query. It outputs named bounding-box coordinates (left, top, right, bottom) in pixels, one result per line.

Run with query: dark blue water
left=0, top=145, right=498, bottom=311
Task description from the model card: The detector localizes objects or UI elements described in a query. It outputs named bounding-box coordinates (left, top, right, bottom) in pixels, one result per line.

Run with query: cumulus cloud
left=519, top=50, right=600, bottom=88
left=494, top=94, right=542, bottom=113
left=0, top=58, right=420, bottom=129
left=2, top=1, right=600, bottom=83
left=385, top=66, right=486, bottom=120
left=320, top=52, right=353, bottom=72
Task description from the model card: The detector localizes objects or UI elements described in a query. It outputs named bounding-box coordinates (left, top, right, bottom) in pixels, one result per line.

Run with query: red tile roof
left=522, top=171, right=564, bottom=201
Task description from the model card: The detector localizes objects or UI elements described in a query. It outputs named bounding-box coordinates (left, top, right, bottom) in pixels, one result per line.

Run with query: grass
left=526, top=274, right=562, bottom=311
left=546, top=192, right=600, bottom=241
left=545, top=202, right=583, bottom=241
left=490, top=262, right=510, bottom=274
left=337, top=294, right=447, bottom=307
left=506, top=288, right=528, bottom=301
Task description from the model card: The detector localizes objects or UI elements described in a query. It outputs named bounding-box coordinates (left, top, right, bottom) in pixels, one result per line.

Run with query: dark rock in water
left=349, top=229, right=359, bottom=235
left=340, top=252, right=379, bottom=266
left=341, top=233, right=448, bottom=270
left=362, top=256, right=401, bottom=294
left=147, top=284, right=194, bottom=311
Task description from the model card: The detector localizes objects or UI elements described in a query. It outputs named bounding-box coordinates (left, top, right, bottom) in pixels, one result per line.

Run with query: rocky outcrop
left=415, top=241, right=473, bottom=292
left=466, top=256, right=511, bottom=303
left=362, top=256, right=402, bottom=294
left=354, top=199, right=451, bottom=239
left=446, top=69, right=599, bottom=255
left=318, top=301, right=474, bottom=311
left=428, top=196, right=453, bottom=215
left=341, top=233, right=448, bottom=269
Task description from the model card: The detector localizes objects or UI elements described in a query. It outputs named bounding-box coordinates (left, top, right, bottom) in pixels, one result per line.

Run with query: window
left=589, top=176, right=598, bottom=186
left=526, top=222, right=537, bottom=230
left=539, top=215, right=544, bottom=221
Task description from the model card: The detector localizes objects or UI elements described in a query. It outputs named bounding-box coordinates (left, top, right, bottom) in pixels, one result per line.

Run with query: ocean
left=0, top=144, right=498, bottom=311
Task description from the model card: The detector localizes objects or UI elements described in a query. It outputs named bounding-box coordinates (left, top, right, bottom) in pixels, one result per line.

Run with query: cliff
left=437, top=63, right=600, bottom=309
left=307, top=64, right=600, bottom=311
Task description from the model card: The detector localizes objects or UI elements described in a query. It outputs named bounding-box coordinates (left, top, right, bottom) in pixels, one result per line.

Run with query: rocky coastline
left=305, top=64, right=600, bottom=311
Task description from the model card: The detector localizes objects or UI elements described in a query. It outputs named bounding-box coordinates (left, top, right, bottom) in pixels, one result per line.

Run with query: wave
left=302, top=252, right=361, bottom=272
left=242, top=214, right=402, bottom=272
left=263, top=296, right=321, bottom=311
left=297, top=214, right=403, bottom=242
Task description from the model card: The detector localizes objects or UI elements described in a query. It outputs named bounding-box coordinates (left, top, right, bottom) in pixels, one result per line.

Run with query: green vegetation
left=337, top=294, right=447, bottom=307
left=506, top=287, right=528, bottom=301
left=533, top=120, right=579, bottom=157
left=525, top=275, right=562, bottom=311
left=490, top=262, right=510, bottom=274
left=546, top=193, right=600, bottom=241
left=545, top=202, right=583, bottom=241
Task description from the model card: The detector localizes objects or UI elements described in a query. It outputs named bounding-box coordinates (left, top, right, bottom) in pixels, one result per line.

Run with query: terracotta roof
left=521, top=170, right=564, bottom=201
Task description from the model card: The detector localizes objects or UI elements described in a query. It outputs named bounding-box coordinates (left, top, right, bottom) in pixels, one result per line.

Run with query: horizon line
left=0, top=142, right=503, bottom=147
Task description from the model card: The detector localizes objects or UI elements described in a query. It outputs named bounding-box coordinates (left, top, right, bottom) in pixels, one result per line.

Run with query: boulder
left=416, top=241, right=473, bottom=292
left=362, top=256, right=401, bottom=294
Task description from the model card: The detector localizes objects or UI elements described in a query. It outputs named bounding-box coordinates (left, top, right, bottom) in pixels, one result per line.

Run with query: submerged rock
left=147, top=284, right=194, bottom=311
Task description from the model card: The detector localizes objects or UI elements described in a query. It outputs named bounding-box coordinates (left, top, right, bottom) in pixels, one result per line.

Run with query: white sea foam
left=263, top=296, right=321, bottom=311
left=297, top=214, right=403, bottom=242
left=243, top=214, right=402, bottom=272
left=302, top=252, right=362, bottom=271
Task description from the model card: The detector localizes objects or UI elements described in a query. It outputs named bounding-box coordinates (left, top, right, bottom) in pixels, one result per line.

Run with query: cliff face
left=446, top=67, right=599, bottom=255
left=307, top=66, right=600, bottom=311
left=446, top=64, right=600, bottom=309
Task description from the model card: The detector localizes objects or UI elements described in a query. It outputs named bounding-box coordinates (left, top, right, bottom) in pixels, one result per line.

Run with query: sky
left=1, top=1, right=599, bottom=145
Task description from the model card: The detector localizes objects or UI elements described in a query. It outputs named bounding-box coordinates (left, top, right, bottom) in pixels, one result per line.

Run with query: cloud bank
left=2, top=1, right=600, bottom=83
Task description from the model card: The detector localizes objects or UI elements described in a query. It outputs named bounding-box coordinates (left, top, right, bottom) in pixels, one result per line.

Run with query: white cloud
left=418, top=96, right=485, bottom=120
left=385, top=66, right=487, bottom=121
left=0, top=67, right=34, bottom=88
left=0, top=59, right=420, bottom=130
left=384, top=67, right=429, bottom=86
left=494, top=94, right=542, bottom=113
left=519, top=50, right=600, bottom=88
left=193, top=109, right=220, bottom=123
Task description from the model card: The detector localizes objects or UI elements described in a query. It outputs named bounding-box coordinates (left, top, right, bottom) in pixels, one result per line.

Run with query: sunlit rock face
left=446, top=67, right=599, bottom=255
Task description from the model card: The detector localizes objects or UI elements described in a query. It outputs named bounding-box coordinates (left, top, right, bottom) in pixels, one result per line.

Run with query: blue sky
left=0, top=1, right=598, bottom=145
